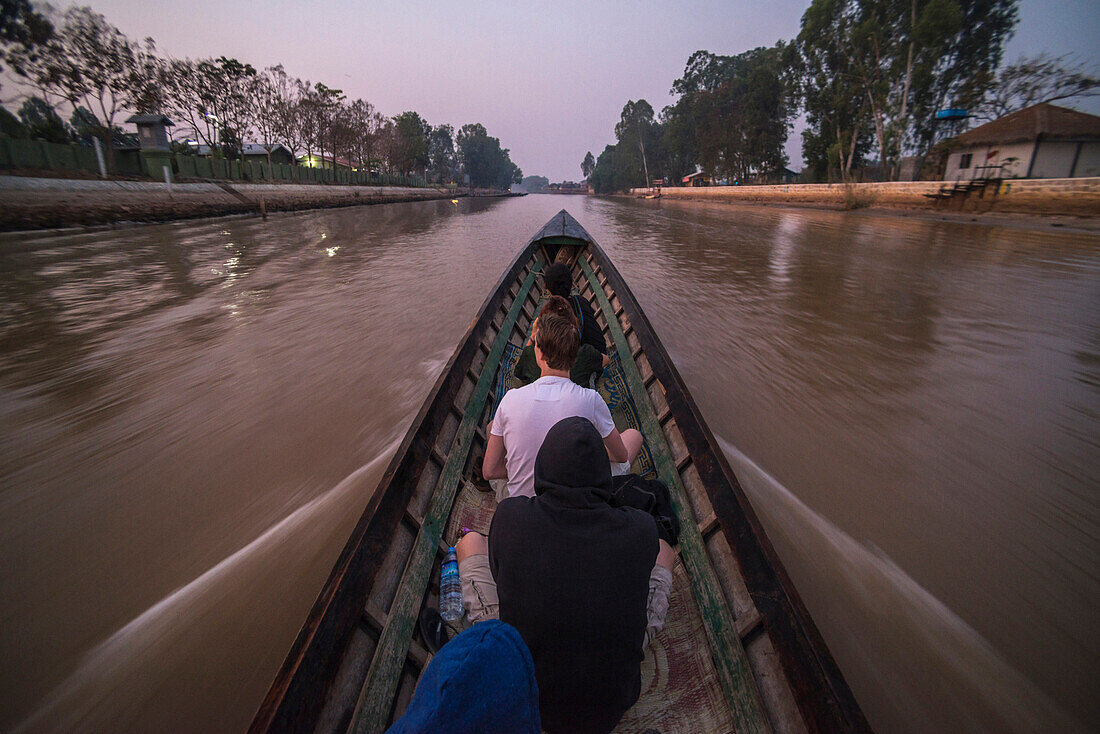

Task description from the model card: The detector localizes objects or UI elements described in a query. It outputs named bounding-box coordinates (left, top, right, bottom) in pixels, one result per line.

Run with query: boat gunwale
left=248, top=236, right=544, bottom=734
left=584, top=238, right=870, bottom=732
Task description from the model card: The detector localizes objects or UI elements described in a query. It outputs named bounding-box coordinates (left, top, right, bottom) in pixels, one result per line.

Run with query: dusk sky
left=35, top=0, right=1100, bottom=180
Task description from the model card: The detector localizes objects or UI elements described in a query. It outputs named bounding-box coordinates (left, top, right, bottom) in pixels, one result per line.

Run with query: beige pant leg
left=458, top=553, right=499, bottom=624
left=490, top=478, right=509, bottom=502
left=644, top=564, right=673, bottom=648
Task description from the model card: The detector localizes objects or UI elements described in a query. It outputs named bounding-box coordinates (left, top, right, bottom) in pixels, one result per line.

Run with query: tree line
left=0, top=3, right=521, bottom=187
left=586, top=0, right=1098, bottom=192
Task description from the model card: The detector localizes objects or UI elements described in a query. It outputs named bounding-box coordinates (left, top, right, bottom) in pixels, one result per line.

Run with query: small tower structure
left=126, top=113, right=174, bottom=178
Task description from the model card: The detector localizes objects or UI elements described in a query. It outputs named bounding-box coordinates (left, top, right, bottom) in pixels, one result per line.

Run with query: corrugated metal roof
left=954, top=103, right=1100, bottom=146
left=127, top=113, right=173, bottom=125
left=195, top=143, right=292, bottom=156
left=241, top=143, right=292, bottom=156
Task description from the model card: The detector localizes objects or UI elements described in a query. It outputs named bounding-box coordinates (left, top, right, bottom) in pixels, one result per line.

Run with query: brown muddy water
left=0, top=195, right=1096, bottom=733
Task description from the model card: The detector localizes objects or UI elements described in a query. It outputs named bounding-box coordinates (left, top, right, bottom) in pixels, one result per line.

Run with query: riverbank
left=628, top=192, right=1100, bottom=234
left=0, top=176, right=469, bottom=231
left=629, top=177, right=1100, bottom=220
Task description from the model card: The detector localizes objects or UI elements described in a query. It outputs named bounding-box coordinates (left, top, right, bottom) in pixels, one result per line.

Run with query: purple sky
left=52, top=0, right=1100, bottom=180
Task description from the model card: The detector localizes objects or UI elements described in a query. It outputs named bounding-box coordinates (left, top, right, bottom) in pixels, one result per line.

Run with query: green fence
left=0, top=136, right=431, bottom=187
left=0, top=137, right=146, bottom=176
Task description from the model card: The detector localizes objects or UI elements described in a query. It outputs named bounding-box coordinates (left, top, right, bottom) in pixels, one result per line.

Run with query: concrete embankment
left=630, top=177, right=1100, bottom=217
left=0, top=177, right=459, bottom=231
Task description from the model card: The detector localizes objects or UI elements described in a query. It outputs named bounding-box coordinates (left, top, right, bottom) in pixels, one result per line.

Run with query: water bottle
left=440, top=546, right=463, bottom=622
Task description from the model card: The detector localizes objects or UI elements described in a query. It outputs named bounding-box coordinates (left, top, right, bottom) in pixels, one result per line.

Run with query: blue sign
left=935, top=109, right=968, bottom=120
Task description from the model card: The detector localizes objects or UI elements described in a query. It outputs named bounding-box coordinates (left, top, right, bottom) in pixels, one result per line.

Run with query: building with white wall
left=943, top=103, right=1100, bottom=181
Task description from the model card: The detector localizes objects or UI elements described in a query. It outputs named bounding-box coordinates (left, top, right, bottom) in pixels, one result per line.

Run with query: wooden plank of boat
left=347, top=258, right=544, bottom=730
left=248, top=209, right=871, bottom=734
left=574, top=253, right=767, bottom=733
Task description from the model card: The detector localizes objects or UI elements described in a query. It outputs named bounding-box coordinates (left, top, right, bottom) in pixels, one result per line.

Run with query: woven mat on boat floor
left=445, top=480, right=497, bottom=546
left=614, top=561, right=735, bottom=733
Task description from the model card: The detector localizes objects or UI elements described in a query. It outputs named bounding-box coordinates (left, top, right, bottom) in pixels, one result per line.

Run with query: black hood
left=533, top=417, right=613, bottom=508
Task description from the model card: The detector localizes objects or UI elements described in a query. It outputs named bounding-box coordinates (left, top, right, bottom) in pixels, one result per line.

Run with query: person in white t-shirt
left=483, top=295, right=642, bottom=498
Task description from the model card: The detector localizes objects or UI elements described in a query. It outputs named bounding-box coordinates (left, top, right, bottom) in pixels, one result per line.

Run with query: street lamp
left=203, top=113, right=219, bottom=155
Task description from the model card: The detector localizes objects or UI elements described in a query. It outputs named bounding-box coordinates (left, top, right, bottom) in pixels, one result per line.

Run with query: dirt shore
left=625, top=192, right=1100, bottom=234
left=628, top=177, right=1100, bottom=228
left=0, top=177, right=463, bottom=232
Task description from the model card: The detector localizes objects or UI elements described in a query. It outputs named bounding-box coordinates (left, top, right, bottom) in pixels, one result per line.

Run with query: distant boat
left=248, top=210, right=871, bottom=734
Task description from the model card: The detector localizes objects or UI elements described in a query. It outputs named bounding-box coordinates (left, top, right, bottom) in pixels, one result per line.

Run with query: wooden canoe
left=248, top=210, right=871, bottom=733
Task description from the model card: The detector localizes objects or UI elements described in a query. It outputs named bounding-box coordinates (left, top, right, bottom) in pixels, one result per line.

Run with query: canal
left=0, top=195, right=1095, bottom=733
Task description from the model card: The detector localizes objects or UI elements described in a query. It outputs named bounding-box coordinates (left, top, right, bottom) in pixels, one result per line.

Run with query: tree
left=328, top=98, right=359, bottom=173
left=346, top=98, right=383, bottom=171
left=211, top=57, right=259, bottom=158
left=0, top=0, right=52, bottom=86
left=903, top=0, right=1019, bottom=163
left=18, top=96, right=68, bottom=142
left=794, top=0, right=872, bottom=181
left=163, top=55, right=257, bottom=158
left=667, top=47, right=793, bottom=183
left=69, top=106, right=99, bottom=145
left=8, top=6, right=162, bottom=168
left=520, top=175, right=549, bottom=192
left=456, top=122, right=521, bottom=189
left=376, top=117, right=398, bottom=173
left=794, top=0, right=1018, bottom=180
left=313, top=82, right=345, bottom=170
left=126, top=37, right=165, bottom=115
left=428, top=123, right=457, bottom=183
left=503, top=156, right=522, bottom=189
left=581, top=151, right=595, bottom=180
left=658, top=102, right=696, bottom=183
left=249, top=68, right=283, bottom=165
left=588, top=144, right=620, bottom=193
left=456, top=122, right=489, bottom=186
left=295, top=79, right=323, bottom=162
left=0, top=104, right=27, bottom=137
left=267, top=66, right=305, bottom=158
left=392, top=110, right=430, bottom=175
left=971, top=53, right=1100, bottom=122
left=615, top=100, right=656, bottom=186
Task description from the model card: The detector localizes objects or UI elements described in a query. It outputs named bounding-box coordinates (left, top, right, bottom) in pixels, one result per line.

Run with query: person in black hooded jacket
left=455, top=416, right=675, bottom=734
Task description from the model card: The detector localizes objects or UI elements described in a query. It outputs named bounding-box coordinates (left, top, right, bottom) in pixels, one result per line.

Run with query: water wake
left=716, top=438, right=1083, bottom=734
left=14, top=440, right=400, bottom=734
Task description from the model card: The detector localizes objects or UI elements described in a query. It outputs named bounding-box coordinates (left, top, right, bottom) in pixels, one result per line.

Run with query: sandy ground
left=846, top=205, right=1100, bottom=234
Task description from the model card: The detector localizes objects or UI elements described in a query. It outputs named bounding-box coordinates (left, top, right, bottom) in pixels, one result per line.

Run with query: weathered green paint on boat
left=576, top=254, right=768, bottom=733
left=247, top=210, right=871, bottom=734
left=348, top=260, right=544, bottom=732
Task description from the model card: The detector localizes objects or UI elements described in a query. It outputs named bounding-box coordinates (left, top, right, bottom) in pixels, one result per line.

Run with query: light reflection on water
left=0, top=195, right=1096, bottom=733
